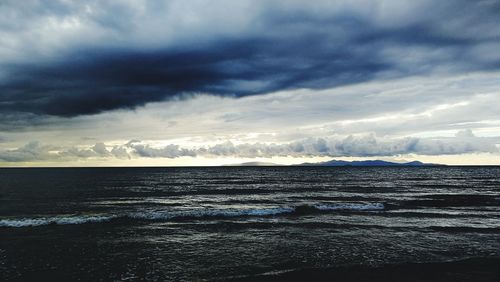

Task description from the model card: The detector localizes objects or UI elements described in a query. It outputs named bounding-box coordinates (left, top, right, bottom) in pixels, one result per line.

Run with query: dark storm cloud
left=1, top=0, right=500, bottom=118
left=0, top=37, right=387, bottom=116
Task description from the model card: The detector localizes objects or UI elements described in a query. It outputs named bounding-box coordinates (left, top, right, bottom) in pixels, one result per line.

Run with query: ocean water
left=1, top=167, right=499, bottom=281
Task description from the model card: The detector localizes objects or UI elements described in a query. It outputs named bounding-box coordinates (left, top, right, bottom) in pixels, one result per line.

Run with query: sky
left=1, top=0, right=500, bottom=166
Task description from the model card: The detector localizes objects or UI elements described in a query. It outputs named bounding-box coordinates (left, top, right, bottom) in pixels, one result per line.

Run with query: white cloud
left=1, top=130, right=497, bottom=163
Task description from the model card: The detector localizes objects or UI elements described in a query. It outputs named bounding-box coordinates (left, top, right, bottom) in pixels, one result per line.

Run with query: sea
left=1, top=166, right=500, bottom=281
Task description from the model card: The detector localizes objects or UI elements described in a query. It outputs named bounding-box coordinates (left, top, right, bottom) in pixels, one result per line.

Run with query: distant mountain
left=224, top=161, right=280, bottom=166
left=298, top=160, right=443, bottom=167
left=225, top=160, right=443, bottom=167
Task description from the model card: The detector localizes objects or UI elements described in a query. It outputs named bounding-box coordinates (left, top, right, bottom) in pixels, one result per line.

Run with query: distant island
left=298, top=159, right=443, bottom=167
left=226, top=160, right=443, bottom=167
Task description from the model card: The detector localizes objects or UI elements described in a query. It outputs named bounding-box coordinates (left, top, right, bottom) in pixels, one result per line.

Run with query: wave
left=0, top=215, right=114, bottom=227
left=0, top=202, right=385, bottom=228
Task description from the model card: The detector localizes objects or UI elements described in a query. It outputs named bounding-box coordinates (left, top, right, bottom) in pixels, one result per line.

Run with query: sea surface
left=1, top=167, right=500, bottom=281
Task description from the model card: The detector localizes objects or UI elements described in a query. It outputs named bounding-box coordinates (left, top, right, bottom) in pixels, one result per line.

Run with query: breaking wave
left=0, top=202, right=385, bottom=228
left=0, top=215, right=115, bottom=227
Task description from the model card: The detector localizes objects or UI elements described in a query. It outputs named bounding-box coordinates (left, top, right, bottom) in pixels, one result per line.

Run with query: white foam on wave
left=0, top=215, right=114, bottom=227
left=314, top=203, right=385, bottom=211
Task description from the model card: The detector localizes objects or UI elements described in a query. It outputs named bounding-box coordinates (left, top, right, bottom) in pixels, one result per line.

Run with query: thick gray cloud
left=112, top=130, right=500, bottom=159
left=191, top=131, right=498, bottom=158
left=1, top=0, right=500, bottom=120
left=128, top=141, right=196, bottom=158
left=0, top=141, right=56, bottom=162
left=0, top=141, right=129, bottom=162
left=112, top=132, right=500, bottom=159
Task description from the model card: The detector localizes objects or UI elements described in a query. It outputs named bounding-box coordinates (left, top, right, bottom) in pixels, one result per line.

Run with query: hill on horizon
left=298, top=159, right=442, bottom=167
left=226, top=160, right=443, bottom=167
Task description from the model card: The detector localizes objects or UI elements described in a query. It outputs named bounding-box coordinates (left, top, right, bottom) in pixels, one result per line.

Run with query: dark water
left=1, top=167, right=500, bottom=281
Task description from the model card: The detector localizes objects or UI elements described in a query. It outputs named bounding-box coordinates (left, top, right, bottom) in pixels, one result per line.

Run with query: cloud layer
left=2, top=0, right=500, bottom=118
left=2, top=1, right=500, bottom=165
left=1, top=130, right=497, bottom=163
